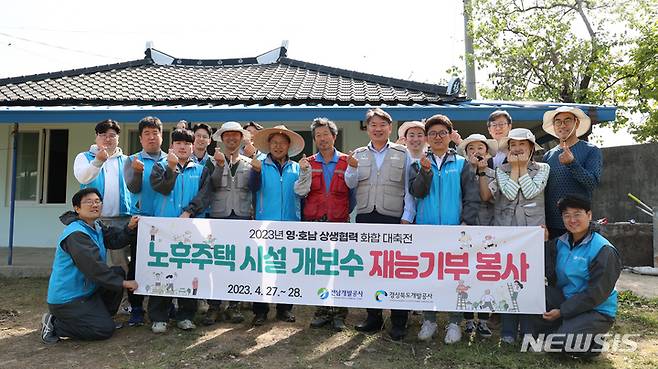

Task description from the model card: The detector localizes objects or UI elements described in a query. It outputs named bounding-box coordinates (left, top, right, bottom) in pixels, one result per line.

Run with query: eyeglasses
left=488, top=122, right=510, bottom=129
left=427, top=130, right=449, bottom=138
left=553, top=117, right=575, bottom=127
left=97, top=133, right=118, bottom=139
left=81, top=199, right=103, bottom=206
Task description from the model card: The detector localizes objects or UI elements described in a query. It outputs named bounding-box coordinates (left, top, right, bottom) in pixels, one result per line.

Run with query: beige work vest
left=354, top=143, right=407, bottom=218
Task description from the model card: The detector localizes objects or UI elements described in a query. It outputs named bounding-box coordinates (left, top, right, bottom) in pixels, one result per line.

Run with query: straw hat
left=542, top=106, right=591, bottom=138
left=456, top=133, right=498, bottom=157
left=397, top=121, right=425, bottom=139
left=253, top=125, right=305, bottom=156
left=498, top=128, right=543, bottom=153
left=212, top=121, right=246, bottom=142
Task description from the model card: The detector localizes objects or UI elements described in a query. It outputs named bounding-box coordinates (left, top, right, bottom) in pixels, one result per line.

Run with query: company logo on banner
left=135, top=217, right=545, bottom=313
left=317, top=288, right=329, bottom=300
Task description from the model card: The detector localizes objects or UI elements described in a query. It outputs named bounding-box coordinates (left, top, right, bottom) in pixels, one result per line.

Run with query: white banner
left=135, top=217, right=545, bottom=314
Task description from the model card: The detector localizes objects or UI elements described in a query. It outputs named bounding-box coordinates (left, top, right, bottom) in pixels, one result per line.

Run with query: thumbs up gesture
left=251, top=156, right=262, bottom=172
left=298, top=154, right=310, bottom=171
left=213, top=150, right=226, bottom=167
left=96, top=145, right=109, bottom=162
left=558, top=141, right=574, bottom=165
left=131, top=158, right=144, bottom=172
left=347, top=151, right=358, bottom=168
left=420, top=156, right=432, bottom=172
left=167, top=149, right=179, bottom=170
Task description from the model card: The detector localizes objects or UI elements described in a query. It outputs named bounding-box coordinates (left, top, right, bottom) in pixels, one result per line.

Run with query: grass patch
left=0, top=278, right=656, bottom=369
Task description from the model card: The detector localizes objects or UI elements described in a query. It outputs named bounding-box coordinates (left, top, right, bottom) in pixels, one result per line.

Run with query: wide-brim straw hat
left=542, top=106, right=591, bottom=138
left=212, top=121, right=246, bottom=143
left=253, top=125, right=305, bottom=157
left=499, top=128, right=543, bottom=153
left=457, top=133, right=498, bottom=157
left=397, top=121, right=425, bottom=139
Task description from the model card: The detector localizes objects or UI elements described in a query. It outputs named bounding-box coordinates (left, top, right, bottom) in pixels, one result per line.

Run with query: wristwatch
left=476, top=171, right=487, bottom=177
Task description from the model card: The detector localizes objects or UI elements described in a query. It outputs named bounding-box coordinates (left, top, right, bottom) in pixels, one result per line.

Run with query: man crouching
left=41, top=188, right=139, bottom=344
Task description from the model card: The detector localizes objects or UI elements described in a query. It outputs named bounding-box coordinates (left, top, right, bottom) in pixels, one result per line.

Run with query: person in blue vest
left=123, top=116, right=167, bottom=326
left=248, top=125, right=306, bottom=326
left=40, top=188, right=139, bottom=344
left=409, top=114, right=468, bottom=343
left=531, top=194, right=621, bottom=357
left=73, top=119, right=132, bottom=275
left=191, top=122, right=214, bottom=170
left=147, top=128, right=212, bottom=333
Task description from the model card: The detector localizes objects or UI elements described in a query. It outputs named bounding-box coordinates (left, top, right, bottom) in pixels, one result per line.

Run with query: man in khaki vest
left=344, top=108, right=416, bottom=341
left=194, top=122, right=253, bottom=325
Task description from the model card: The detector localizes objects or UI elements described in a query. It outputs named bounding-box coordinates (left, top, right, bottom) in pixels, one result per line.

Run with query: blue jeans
left=501, top=313, right=531, bottom=339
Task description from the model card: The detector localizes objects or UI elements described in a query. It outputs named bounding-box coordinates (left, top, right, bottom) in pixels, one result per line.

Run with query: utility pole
left=463, top=0, right=477, bottom=99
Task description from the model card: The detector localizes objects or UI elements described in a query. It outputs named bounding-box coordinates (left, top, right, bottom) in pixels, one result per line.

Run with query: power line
left=0, top=31, right=120, bottom=60
left=0, top=25, right=142, bottom=35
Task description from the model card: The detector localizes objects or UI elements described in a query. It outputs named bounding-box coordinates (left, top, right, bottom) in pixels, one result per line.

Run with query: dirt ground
left=1, top=278, right=657, bottom=369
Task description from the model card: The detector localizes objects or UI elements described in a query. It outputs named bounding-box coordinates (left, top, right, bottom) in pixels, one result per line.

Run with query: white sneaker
left=417, top=320, right=438, bottom=341
left=177, top=319, right=196, bottom=330
left=444, top=323, right=462, bottom=344
left=151, top=321, right=167, bottom=333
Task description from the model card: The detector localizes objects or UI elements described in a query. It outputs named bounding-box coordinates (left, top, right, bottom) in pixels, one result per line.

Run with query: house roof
left=0, top=47, right=464, bottom=107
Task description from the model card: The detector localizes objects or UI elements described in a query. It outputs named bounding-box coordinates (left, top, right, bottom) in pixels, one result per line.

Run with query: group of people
left=41, top=106, right=621, bottom=357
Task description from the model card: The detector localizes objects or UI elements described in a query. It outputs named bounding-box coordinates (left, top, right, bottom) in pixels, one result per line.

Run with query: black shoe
left=202, top=308, right=222, bottom=326
left=388, top=325, right=407, bottom=341
left=168, top=303, right=176, bottom=319
left=252, top=314, right=267, bottom=326
left=310, top=315, right=331, bottom=328
left=332, top=317, right=347, bottom=332
left=355, top=317, right=383, bottom=333
left=40, top=313, right=59, bottom=344
left=276, top=310, right=296, bottom=323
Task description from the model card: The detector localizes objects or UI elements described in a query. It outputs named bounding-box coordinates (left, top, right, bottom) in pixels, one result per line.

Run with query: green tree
left=618, top=17, right=658, bottom=141
left=470, top=0, right=658, bottom=141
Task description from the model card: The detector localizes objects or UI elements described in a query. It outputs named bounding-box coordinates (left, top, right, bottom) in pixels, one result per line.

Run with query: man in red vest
left=295, top=117, right=353, bottom=331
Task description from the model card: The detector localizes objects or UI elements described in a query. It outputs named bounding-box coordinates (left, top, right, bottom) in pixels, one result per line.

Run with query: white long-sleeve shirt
left=73, top=145, right=125, bottom=217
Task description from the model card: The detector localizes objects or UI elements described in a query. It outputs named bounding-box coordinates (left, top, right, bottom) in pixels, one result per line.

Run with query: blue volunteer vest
left=130, top=151, right=167, bottom=216
left=555, top=232, right=618, bottom=318
left=415, top=152, right=465, bottom=225
left=47, top=220, right=106, bottom=304
left=152, top=161, right=205, bottom=217
left=81, top=151, right=131, bottom=216
left=255, top=157, right=301, bottom=221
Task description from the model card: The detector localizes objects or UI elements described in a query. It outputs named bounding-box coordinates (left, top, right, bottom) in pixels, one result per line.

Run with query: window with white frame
left=13, top=129, right=69, bottom=204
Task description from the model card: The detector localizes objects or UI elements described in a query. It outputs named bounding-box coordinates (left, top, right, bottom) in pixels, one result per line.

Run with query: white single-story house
left=0, top=45, right=616, bottom=253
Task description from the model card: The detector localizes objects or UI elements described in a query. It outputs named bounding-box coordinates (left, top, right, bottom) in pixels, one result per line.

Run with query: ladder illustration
left=507, top=283, right=519, bottom=312
left=456, top=293, right=468, bottom=310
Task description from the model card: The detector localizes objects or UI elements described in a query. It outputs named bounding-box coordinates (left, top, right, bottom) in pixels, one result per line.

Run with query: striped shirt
left=496, top=163, right=550, bottom=201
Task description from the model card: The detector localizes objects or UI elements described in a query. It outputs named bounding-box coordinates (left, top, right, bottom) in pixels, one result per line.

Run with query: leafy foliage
left=470, top=0, right=658, bottom=141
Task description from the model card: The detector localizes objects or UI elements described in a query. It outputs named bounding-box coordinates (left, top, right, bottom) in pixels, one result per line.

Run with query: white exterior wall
left=0, top=118, right=513, bottom=248
left=0, top=120, right=370, bottom=248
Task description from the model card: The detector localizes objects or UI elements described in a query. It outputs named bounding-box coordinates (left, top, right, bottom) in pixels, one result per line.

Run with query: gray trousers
left=48, top=266, right=124, bottom=341
left=527, top=286, right=615, bottom=357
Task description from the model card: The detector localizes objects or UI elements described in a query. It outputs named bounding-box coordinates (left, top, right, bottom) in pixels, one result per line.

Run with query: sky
left=0, top=0, right=638, bottom=146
